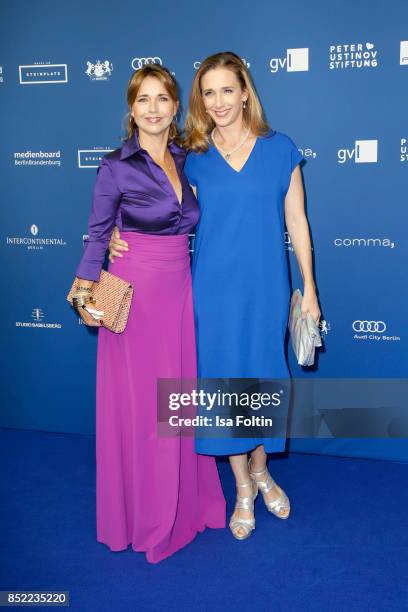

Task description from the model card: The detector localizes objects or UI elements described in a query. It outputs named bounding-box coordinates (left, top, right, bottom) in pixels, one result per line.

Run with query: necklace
left=211, top=128, right=250, bottom=160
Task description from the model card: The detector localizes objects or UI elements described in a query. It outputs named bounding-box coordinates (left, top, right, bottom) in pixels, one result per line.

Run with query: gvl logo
left=78, top=148, right=114, bottom=168
left=19, top=63, right=68, bottom=84
left=400, top=41, right=408, bottom=65
left=131, top=57, right=162, bottom=70
left=85, top=60, right=113, bottom=81
left=269, top=48, right=309, bottom=73
left=337, top=140, right=378, bottom=164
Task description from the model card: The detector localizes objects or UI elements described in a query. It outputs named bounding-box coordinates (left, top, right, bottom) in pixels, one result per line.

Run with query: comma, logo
left=269, top=48, right=309, bottom=73
left=337, top=140, right=378, bottom=164
left=333, top=237, right=395, bottom=248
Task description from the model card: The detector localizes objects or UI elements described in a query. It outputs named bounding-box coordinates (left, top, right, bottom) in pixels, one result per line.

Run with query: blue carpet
left=0, top=428, right=407, bottom=611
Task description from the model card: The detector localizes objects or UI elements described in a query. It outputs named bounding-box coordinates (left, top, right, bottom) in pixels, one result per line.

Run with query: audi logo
left=131, top=57, right=163, bottom=70
left=352, top=320, right=386, bottom=333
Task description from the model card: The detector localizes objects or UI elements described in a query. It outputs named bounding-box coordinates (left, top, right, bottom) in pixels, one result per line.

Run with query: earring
left=243, top=101, right=247, bottom=109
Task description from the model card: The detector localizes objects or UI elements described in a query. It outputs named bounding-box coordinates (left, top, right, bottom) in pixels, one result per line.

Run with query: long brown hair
left=126, top=64, right=181, bottom=144
left=183, top=51, right=270, bottom=152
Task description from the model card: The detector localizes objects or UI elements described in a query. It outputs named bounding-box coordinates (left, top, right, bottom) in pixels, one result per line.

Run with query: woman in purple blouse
left=72, top=65, right=225, bottom=564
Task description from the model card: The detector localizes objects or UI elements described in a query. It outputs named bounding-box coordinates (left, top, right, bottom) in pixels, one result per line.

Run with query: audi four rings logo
left=352, top=321, right=386, bottom=332
left=131, top=57, right=163, bottom=70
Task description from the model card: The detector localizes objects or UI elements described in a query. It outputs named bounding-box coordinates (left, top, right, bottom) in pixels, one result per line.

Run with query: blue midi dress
left=184, top=130, right=304, bottom=456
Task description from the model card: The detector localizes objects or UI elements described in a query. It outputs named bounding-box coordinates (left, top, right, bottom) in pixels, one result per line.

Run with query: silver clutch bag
left=288, top=289, right=322, bottom=366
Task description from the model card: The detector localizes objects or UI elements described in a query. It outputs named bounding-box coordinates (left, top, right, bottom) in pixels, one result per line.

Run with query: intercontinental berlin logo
left=352, top=320, right=400, bottom=342
left=269, top=48, right=309, bottom=73
left=16, top=308, right=62, bottom=329
left=337, top=140, right=378, bottom=163
left=329, top=42, right=378, bottom=70
left=6, top=225, right=66, bottom=250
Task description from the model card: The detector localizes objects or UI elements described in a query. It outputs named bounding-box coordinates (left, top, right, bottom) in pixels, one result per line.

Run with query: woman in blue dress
left=109, top=52, right=320, bottom=541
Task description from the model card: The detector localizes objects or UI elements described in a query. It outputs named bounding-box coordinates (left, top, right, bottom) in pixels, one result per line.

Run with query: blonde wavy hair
left=126, top=64, right=181, bottom=144
left=183, top=51, right=270, bottom=152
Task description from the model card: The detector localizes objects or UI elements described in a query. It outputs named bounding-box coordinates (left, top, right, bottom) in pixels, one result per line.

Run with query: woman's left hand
left=301, top=285, right=321, bottom=324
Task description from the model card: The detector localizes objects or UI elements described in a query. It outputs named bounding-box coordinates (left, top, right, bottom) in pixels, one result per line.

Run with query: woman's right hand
left=108, top=226, right=128, bottom=263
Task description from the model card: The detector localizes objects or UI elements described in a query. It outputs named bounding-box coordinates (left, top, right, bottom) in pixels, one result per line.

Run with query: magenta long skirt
left=95, top=232, right=226, bottom=563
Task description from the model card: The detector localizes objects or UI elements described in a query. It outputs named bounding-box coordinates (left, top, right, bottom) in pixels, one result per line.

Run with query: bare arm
left=284, top=166, right=320, bottom=322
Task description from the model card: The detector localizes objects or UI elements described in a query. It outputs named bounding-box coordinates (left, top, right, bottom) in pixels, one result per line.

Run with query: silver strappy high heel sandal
left=229, top=480, right=258, bottom=540
left=248, top=459, right=290, bottom=519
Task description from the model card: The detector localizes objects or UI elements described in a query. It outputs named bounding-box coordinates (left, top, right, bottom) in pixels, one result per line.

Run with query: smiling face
left=200, top=67, right=248, bottom=129
left=131, top=75, right=179, bottom=138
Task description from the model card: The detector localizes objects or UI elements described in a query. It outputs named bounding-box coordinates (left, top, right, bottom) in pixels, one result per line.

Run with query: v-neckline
left=211, top=135, right=259, bottom=174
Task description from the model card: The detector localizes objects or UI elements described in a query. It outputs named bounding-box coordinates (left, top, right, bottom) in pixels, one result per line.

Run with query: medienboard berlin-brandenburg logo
left=269, top=48, right=309, bottom=73
left=19, top=63, right=68, bottom=84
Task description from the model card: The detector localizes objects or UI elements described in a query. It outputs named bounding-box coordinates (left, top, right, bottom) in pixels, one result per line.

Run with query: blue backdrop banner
left=1, top=0, right=407, bottom=461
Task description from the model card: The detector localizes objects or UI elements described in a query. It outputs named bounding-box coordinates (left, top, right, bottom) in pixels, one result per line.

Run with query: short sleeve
left=288, top=137, right=304, bottom=173
left=183, top=152, right=197, bottom=187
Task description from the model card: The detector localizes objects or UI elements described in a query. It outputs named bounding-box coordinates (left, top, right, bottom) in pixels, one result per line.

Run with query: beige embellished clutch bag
left=288, top=289, right=322, bottom=366
left=67, top=270, right=134, bottom=333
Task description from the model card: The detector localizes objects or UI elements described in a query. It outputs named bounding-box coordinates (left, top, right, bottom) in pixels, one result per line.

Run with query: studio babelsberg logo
left=6, top=224, right=66, bottom=250
left=85, top=60, right=113, bottom=81
left=337, top=140, right=378, bottom=164
left=329, top=42, right=378, bottom=70
left=352, top=320, right=400, bottom=342
left=16, top=308, right=62, bottom=329
left=269, top=48, right=309, bottom=73
left=19, top=62, right=68, bottom=84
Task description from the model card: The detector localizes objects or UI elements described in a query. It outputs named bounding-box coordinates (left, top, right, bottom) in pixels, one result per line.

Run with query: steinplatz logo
left=131, top=57, right=162, bottom=70
left=85, top=60, right=113, bottom=81
left=400, top=41, right=408, bottom=66
left=78, top=148, right=114, bottom=168
left=19, top=63, right=68, bottom=84
left=6, top=225, right=66, bottom=250
left=269, top=48, right=309, bottom=73
left=16, top=308, right=62, bottom=329
left=329, top=42, right=378, bottom=70
left=352, top=320, right=400, bottom=342
left=338, top=140, right=378, bottom=164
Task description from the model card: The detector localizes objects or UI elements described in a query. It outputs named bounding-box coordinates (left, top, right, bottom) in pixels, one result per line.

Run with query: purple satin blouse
left=76, top=131, right=199, bottom=281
